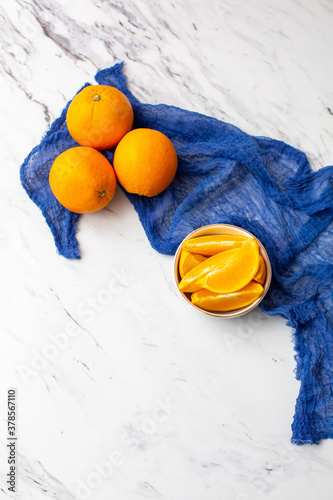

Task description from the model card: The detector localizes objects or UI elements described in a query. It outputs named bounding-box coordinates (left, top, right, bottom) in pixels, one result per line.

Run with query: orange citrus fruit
left=49, top=147, right=116, bottom=214
left=253, top=254, right=266, bottom=285
left=178, top=249, right=232, bottom=293
left=191, top=281, right=264, bottom=312
left=113, top=128, right=178, bottom=197
left=195, top=238, right=260, bottom=293
left=66, top=85, right=134, bottom=150
left=183, top=234, right=248, bottom=256
left=178, top=250, right=206, bottom=292
left=179, top=238, right=259, bottom=294
left=179, top=250, right=206, bottom=279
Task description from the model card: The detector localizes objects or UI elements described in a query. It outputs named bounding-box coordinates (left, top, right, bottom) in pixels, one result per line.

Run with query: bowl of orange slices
left=174, top=224, right=272, bottom=317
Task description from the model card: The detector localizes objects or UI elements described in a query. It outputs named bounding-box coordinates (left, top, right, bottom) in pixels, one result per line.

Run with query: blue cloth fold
left=20, top=62, right=333, bottom=445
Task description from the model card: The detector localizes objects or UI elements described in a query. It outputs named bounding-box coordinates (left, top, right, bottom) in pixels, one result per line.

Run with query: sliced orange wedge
left=253, top=254, right=266, bottom=285
left=191, top=281, right=264, bottom=312
left=195, top=238, right=260, bottom=294
left=179, top=250, right=206, bottom=279
left=178, top=248, right=238, bottom=293
left=183, top=234, right=248, bottom=256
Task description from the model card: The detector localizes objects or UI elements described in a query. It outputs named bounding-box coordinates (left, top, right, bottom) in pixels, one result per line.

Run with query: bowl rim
left=173, top=223, right=272, bottom=318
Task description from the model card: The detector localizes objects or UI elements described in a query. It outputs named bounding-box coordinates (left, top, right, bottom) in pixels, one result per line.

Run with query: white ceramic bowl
left=173, top=224, right=272, bottom=318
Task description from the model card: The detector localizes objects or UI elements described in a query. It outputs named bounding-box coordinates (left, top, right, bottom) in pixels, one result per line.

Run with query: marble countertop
left=1, top=0, right=333, bottom=499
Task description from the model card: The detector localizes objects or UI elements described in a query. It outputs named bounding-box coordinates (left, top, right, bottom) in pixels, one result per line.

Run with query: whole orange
left=113, top=128, right=178, bottom=197
left=49, top=147, right=116, bottom=214
left=66, top=85, right=134, bottom=150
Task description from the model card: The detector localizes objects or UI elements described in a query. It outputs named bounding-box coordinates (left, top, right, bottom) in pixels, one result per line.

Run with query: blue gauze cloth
left=20, top=63, right=333, bottom=445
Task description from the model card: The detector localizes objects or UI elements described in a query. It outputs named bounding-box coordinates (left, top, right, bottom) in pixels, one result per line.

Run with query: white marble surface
left=1, top=0, right=333, bottom=499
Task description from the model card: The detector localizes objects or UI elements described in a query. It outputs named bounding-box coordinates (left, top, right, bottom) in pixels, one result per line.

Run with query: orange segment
left=178, top=248, right=238, bottom=293
left=178, top=250, right=206, bottom=293
left=183, top=234, right=248, bottom=255
left=253, top=254, right=266, bottom=285
left=195, top=238, right=260, bottom=293
left=179, top=250, right=206, bottom=279
left=191, top=281, right=264, bottom=312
